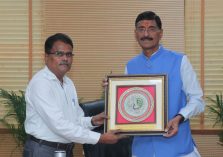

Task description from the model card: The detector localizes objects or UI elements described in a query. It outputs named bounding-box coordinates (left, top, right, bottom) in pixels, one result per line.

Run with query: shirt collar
left=141, top=45, right=163, bottom=60
left=43, top=66, right=69, bottom=84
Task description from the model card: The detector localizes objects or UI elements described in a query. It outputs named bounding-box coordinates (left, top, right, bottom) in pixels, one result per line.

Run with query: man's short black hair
left=44, top=33, right=73, bottom=54
left=135, top=11, right=162, bottom=29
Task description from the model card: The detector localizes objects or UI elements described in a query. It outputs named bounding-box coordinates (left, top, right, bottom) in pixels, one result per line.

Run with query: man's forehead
left=136, top=20, right=157, bottom=27
left=52, top=41, right=72, bottom=50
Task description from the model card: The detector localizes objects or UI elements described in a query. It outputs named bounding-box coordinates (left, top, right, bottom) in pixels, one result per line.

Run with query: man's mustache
left=141, top=37, right=153, bottom=41
left=59, top=61, right=70, bottom=66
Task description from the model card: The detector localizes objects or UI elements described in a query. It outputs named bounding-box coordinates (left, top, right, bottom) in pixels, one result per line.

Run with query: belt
left=28, top=135, right=73, bottom=150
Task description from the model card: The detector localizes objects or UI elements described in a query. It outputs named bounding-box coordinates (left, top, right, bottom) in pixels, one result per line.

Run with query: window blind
left=42, top=0, right=185, bottom=101
left=0, top=0, right=42, bottom=126
left=185, top=0, right=223, bottom=129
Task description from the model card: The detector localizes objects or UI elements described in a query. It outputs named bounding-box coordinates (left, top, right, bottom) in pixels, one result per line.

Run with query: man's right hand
left=101, top=77, right=108, bottom=87
left=98, top=130, right=126, bottom=144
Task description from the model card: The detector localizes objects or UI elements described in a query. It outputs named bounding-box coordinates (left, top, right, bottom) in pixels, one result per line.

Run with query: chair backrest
left=80, top=99, right=105, bottom=117
left=80, top=99, right=132, bottom=157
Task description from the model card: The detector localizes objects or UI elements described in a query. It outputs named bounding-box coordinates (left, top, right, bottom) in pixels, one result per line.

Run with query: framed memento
left=105, top=74, right=168, bottom=135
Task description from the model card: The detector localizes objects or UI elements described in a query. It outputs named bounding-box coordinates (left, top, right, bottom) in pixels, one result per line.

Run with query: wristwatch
left=176, top=114, right=185, bottom=123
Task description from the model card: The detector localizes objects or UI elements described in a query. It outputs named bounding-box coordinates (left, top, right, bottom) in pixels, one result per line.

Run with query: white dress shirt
left=25, top=66, right=100, bottom=144
left=179, top=55, right=205, bottom=120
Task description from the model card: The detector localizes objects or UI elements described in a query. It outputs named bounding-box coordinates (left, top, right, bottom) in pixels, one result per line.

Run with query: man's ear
left=159, top=29, right=163, bottom=40
left=44, top=53, right=48, bottom=63
left=134, top=29, right=137, bottom=41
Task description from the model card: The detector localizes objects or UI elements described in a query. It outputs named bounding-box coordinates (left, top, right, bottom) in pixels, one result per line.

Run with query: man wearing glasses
left=23, top=33, right=124, bottom=157
left=126, top=11, right=205, bottom=157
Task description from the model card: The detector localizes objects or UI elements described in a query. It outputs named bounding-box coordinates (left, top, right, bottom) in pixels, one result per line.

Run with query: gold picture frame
left=105, top=74, right=168, bottom=135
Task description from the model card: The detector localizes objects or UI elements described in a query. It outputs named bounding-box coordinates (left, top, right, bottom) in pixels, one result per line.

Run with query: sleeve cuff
left=87, top=131, right=101, bottom=144
left=175, top=113, right=185, bottom=123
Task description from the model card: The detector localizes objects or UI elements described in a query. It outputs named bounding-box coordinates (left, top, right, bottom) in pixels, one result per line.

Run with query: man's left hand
left=163, top=114, right=184, bottom=137
left=91, top=112, right=108, bottom=126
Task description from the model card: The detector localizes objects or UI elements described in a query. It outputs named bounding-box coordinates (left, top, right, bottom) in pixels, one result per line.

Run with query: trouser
left=23, top=138, right=74, bottom=157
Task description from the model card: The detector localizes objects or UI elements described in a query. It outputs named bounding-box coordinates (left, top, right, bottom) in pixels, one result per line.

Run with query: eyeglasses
left=136, top=26, right=160, bottom=34
left=48, top=51, right=74, bottom=57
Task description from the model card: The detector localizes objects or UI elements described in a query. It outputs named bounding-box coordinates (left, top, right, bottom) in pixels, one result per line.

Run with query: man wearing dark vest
left=126, top=11, right=205, bottom=157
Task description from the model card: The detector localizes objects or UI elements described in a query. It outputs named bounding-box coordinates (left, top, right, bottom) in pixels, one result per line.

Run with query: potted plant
left=207, top=93, right=223, bottom=146
left=0, top=88, right=27, bottom=149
